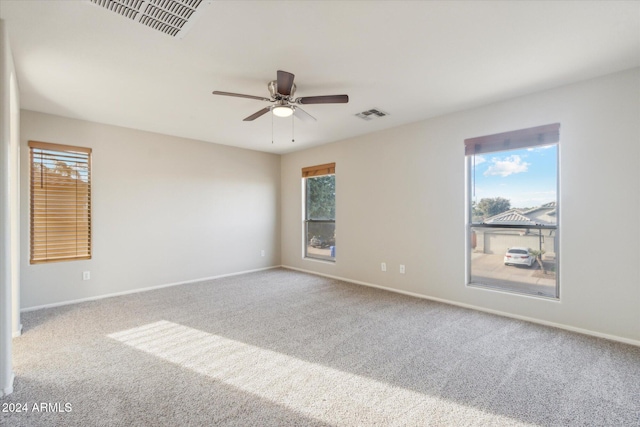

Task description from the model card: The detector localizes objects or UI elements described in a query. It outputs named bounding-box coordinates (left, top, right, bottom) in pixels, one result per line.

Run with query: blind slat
left=32, top=246, right=91, bottom=252
left=464, top=123, right=560, bottom=156
left=302, top=162, right=336, bottom=178
left=31, top=256, right=91, bottom=265
left=29, top=140, right=92, bottom=154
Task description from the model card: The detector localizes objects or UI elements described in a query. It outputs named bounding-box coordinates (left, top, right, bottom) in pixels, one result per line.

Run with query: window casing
left=465, top=124, right=559, bottom=298
left=29, top=141, right=92, bottom=264
left=303, top=163, right=336, bottom=262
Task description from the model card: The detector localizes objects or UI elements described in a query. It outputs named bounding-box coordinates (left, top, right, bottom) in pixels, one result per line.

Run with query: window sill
left=303, top=256, right=336, bottom=265
left=467, top=282, right=559, bottom=300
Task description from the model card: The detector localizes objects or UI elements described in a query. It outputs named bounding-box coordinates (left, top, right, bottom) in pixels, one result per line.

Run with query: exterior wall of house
left=281, top=67, right=640, bottom=344
left=474, top=229, right=556, bottom=257
left=19, top=111, right=281, bottom=309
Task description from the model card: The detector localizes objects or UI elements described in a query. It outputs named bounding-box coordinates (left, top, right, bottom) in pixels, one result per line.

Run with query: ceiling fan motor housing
left=268, top=80, right=296, bottom=100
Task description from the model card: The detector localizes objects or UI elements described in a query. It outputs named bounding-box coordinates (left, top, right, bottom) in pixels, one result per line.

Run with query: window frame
left=465, top=124, right=560, bottom=299
left=302, top=163, right=336, bottom=262
left=29, top=140, right=92, bottom=264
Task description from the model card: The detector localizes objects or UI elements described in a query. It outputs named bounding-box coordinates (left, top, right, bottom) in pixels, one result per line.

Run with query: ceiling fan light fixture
left=272, top=105, right=294, bottom=117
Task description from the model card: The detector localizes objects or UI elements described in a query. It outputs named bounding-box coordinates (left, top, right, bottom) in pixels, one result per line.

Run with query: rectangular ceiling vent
left=355, top=108, right=390, bottom=121
left=89, top=0, right=212, bottom=38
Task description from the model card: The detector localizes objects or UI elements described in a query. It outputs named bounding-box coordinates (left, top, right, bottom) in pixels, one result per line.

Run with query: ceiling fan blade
left=212, top=91, right=271, bottom=102
left=293, top=107, right=317, bottom=123
left=296, top=95, right=349, bottom=104
left=243, top=107, right=271, bottom=121
left=277, top=70, right=295, bottom=96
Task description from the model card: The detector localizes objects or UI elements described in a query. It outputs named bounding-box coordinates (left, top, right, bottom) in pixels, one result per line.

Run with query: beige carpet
left=2, top=268, right=639, bottom=426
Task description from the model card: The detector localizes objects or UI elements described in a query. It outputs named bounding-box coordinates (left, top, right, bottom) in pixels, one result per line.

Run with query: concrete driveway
left=306, top=245, right=334, bottom=261
left=470, top=253, right=556, bottom=297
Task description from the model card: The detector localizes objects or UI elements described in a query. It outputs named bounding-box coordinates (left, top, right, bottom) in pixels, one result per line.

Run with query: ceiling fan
left=212, top=70, right=349, bottom=122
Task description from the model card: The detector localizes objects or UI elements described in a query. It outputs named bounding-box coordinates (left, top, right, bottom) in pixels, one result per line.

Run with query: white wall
left=281, top=68, right=640, bottom=344
left=9, top=72, right=20, bottom=338
left=0, top=18, right=18, bottom=397
left=20, top=111, right=281, bottom=309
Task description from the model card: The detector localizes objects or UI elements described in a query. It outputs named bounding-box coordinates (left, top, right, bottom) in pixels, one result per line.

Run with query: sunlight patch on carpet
left=108, top=320, right=532, bottom=426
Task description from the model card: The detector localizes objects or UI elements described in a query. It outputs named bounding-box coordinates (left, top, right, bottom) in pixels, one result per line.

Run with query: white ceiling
left=1, top=1, right=639, bottom=154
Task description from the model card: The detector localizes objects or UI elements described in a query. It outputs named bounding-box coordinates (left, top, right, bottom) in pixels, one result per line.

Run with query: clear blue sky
left=471, top=145, right=557, bottom=209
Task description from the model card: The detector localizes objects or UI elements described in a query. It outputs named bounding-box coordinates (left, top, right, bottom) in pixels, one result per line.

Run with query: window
left=303, top=163, right=335, bottom=262
left=29, top=141, right=92, bottom=264
left=465, top=124, right=559, bottom=298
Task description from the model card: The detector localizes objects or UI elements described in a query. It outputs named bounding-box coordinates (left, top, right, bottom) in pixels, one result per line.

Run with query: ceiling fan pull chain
left=292, top=112, right=295, bottom=143
left=271, top=109, right=274, bottom=144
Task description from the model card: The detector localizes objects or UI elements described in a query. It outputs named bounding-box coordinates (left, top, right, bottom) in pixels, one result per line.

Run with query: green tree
left=306, top=175, right=335, bottom=219
left=306, top=175, right=335, bottom=244
left=477, top=197, right=511, bottom=219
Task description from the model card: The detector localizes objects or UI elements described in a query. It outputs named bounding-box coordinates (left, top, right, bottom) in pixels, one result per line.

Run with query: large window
left=303, top=163, right=335, bottom=262
left=465, top=124, right=559, bottom=298
left=29, top=141, right=92, bottom=264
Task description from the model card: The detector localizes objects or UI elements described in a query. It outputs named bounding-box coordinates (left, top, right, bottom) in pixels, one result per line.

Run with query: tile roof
left=522, top=201, right=556, bottom=215
left=484, top=209, right=537, bottom=225
left=483, top=202, right=557, bottom=225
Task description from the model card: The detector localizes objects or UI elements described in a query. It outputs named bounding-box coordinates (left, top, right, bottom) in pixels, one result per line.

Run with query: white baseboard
left=21, top=266, right=282, bottom=313
left=1, top=372, right=15, bottom=397
left=12, top=324, right=22, bottom=338
left=282, top=265, right=640, bottom=348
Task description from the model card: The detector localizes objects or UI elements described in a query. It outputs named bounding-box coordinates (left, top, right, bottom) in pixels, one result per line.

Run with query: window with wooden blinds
left=29, top=141, right=92, bottom=264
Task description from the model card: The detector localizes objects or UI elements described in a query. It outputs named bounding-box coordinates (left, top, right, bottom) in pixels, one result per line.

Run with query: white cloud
left=473, top=155, right=487, bottom=165
left=484, top=155, right=530, bottom=177
left=527, top=145, right=555, bottom=152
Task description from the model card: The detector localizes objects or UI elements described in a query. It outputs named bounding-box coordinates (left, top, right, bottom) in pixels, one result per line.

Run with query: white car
left=504, top=247, right=535, bottom=267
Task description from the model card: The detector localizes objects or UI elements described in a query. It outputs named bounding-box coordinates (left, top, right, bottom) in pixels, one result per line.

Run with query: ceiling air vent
left=355, top=108, right=389, bottom=121
left=89, top=0, right=212, bottom=38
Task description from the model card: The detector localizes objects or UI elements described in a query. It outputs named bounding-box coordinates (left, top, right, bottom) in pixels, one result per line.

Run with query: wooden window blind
left=302, top=162, right=335, bottom=178
left=464, top=123, right=560, bottom=156
left=29, top=141, right=92, bottom=264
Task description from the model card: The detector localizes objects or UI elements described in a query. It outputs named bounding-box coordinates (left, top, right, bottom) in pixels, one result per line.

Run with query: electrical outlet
left=261, top=250, right=265, bottom=257
left=399, top=264, right=405, bottom=274
left=82, top=271, right=90, bottom=280
left=381, top=262, right=386, bottom=272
